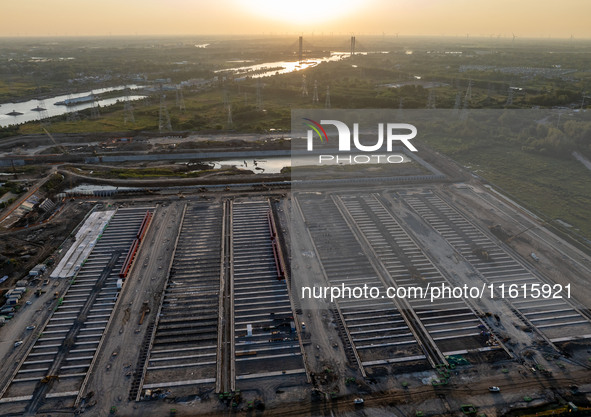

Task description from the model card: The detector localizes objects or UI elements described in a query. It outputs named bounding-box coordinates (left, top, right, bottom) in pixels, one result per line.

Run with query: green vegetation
left=0, top=80, right=39, bottom=102
left=6, top=36, right=591, bottom=138
left=67, top=166, right=250, bottom=180
left=421, top=113, right=591, bottom=237
left=0, top=181, right=24, bottom=196
left=0, top=125, right=20, bottom=139
left=2, top=36, right=590, bottom=241
left=42, top=173, right=65, bottom=192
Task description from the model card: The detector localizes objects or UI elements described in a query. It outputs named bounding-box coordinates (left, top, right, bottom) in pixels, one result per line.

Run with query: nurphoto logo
left=302, top=118, right=418, bottom=164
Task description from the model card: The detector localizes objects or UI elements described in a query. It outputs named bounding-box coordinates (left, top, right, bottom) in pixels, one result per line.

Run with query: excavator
left=41, top=375, right=60, bottom=383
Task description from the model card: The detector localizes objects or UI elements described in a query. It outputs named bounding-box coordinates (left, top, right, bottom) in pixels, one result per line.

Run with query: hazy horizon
left=3, top=0, right=591, bottom=39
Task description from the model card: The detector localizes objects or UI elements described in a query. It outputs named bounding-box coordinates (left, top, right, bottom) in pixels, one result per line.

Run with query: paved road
left=78, top=202, right=182, bottom=416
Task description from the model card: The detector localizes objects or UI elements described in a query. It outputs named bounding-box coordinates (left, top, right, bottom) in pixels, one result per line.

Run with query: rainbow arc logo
left=302, top=118, right=328, bottom=143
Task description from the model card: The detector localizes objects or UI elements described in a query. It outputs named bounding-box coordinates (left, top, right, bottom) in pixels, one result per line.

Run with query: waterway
left=216, top=51, right=362, bottom=79
left=0, top=85, right=146, bottom=128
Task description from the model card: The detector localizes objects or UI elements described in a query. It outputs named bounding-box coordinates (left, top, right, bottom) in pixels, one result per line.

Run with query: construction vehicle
left=139, top=301, right=150, bottom=325
left=41, top=375, right=60, bottom=383
left=54, top=291, right=59, bottom=300
left=460, top=404, right=478, bottom=415
left=472, top=247, right=490, bottom=261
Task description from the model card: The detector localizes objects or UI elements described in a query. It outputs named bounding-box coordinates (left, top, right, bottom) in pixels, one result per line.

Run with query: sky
left=2, top=0, right=590, bottom=38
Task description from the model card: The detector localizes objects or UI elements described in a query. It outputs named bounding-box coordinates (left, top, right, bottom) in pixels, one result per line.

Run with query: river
left=215, top=51, right=363, bottom=79
left=0, top=85, right=146, bottom=128
left=1, top=51, right=370, bottom=128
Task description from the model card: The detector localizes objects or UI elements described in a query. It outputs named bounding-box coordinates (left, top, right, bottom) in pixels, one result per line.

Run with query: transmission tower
left=426, top=90, right=436, bottom=109
left=177, top=86, right=186, bottom=112
left=90, top=91, right=100, bottom=120
left=124, top=88, right=135, bottom=125
left=463, top=80, right=472, bottom=108
left=298, top=36, right=303, bottom=62
left=452, top=92, right=461, bottom=116
left=300, top=74, right=308, bottom=97
left=222, top=89, right=233, bottom=129
left=124, top=101, right=135, bottom=125
left=581, top=94, right=589, bottom=110
left=66, top=95, right=80, bottom=122
left=226, top=104, right=233, bottom=129
left=350, top=36, right=356, bottom=56
left=256, top=80, right=263, bottom=111
left=223, top=88, right=230, bottom=108
left=312, top=80, right=319, bottom=103
left=397, top=97, right=404, bottom=119
left=325, top=86, right=331, bottom=108
left=35, top=99, right=50, bottom=127
left=460, top=81, right=472, bottom=120
left=505, top=87, right=514, bottom=106
left=159, top=94, right=172, bottom=133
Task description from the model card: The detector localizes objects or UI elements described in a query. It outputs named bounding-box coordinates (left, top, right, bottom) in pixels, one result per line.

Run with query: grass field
left=424, top=135, right=591, bottom=238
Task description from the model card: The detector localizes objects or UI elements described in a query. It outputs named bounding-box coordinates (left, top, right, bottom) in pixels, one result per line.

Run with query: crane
left=42, top=127, right=68, bottom=155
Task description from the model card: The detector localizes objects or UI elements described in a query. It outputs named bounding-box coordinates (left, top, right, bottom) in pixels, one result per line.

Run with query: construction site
left=0, top=131, right=590, bottom=417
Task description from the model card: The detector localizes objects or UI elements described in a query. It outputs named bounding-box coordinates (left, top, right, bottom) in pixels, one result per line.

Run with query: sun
left=236, top=0, right=367, bottom=25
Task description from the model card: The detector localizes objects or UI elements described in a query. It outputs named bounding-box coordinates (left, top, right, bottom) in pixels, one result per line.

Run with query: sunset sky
left=2, top=0, right=590, bottom=38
